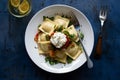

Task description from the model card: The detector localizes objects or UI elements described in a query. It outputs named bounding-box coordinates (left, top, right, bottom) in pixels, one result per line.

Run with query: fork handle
left=94, top=34, right=102, bottom=59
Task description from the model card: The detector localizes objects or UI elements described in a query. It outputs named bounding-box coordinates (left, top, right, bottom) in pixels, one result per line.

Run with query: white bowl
left=25, top=4, right=94, bottom=73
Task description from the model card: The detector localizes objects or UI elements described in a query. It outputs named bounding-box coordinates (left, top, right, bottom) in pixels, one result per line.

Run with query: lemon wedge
left=10, top=0, right=20, bottom=7
left=18, top=0, right=30, bottom=14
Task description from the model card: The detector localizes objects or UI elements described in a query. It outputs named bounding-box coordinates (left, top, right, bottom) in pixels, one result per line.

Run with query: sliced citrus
left=18, top=0, right=30, bottom=14
left=10, top=0, right=20, bottom=7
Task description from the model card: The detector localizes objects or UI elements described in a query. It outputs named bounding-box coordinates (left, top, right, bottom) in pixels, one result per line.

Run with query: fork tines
left=100, top=5, right=108, bottom=15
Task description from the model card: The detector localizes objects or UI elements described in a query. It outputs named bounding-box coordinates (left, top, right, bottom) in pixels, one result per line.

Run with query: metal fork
left=68, top=11, right=93, bottom=68
left=94, top=6, right=107, bottom=59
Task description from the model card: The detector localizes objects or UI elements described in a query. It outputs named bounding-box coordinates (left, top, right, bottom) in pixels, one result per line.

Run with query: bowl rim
left=25, top=4, right=94, bottom=73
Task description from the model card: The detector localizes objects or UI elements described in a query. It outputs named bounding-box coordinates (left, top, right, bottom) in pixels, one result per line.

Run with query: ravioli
left=65, top=42, right=82, bottom=60
left=54, top=15, right=70, bottom=29
left=39, top=18, right=56, bottom=35
left=37, top=41, right=52, bottom=54
left=37, top=43, right=47, bottom=54
left=54, top=50, right=67, bottom=63
left=38, top=32, right=50, bottom=43
left=62, top=25, right=79, bottom=42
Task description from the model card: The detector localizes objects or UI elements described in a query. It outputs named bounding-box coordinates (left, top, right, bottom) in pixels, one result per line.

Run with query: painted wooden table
left=0, top=0, right=120, bottom=80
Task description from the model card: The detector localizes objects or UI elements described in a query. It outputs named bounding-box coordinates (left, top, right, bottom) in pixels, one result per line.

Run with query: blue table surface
left=0, top=0, right=120, bottom=80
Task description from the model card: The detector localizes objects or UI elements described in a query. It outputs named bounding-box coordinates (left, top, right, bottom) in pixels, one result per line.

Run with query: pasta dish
left=34, top=15, right=83, bottom=65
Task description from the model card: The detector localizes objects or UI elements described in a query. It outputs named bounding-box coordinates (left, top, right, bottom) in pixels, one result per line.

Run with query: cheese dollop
left=50, top=32, right=67, bottom=48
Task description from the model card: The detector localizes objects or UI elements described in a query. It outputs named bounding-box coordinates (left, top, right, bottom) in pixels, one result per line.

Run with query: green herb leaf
left=67, top=56, right=73, bottom=64
left=68, top=21, right=73, bottom=27
left=69, top=34, right=75, bottom=39
left=46, top=35, right=50, bottom=41
left=63, top=31, right=75, bottom=40
left=49, top=61, right=55, bottom=65
left=49, top=17, right=54, bottom=21
left=45, top=56, right=58, bottom=65
left=75, top=41, right=80, bottom=45
left=63, top=31, right=69, bottom=36
left=79, top=32, right=84, bottom=40
left=43, top=16, right=54, bottom=21
left=38, top=24, right=41, bottom=28
left=43, top=16, right=48, bottom=21
left=45, top=57, right=50, bottom=62
left=57, top=26, right=63, bottom=32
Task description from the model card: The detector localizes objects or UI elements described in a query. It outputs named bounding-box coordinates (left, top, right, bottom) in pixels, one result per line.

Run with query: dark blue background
left=0, top=0, right=120, bottom=80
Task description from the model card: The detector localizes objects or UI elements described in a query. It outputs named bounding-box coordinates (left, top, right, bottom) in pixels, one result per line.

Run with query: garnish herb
left=67, top=56, right=73, bottom=63
left=75, top=41, right=80, bottom=45
left=61, top=14, right=69, bottom=18
left=46, top=56, right=73, bottom=65
left=61, top=14, right=65, bottom=17
left=63, top=31, right=75, bottom=40
left=46, top=35, right=50, bottom=41
left=43, top=16, right=47, bottom=21
left=69, top=34, right=75, bottom=39
left=68, top=21, right=73, bottom=26
left=43, top=16, right=54, bottom=21
left=49, top=17, right=54, bottom=21
left=45, top=56, right=58, bottom=65
left=79, top=32, right=84, bottom=40
left=45, top=56, right=49, bottom=62
left=57, top=26, right=64, bottom=32
left=63, top=31, right=69, bottom=36
left=38, top=24, right=41, bottom=28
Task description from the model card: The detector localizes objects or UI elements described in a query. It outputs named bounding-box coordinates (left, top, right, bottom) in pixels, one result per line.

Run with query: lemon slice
left=18, top=0, right=30, bottom=14
left=10, top=0, right=20, bottom=7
